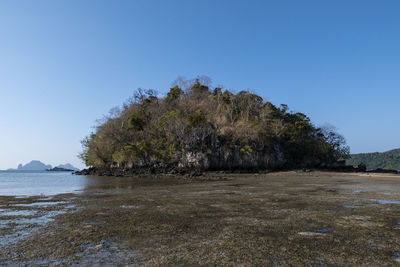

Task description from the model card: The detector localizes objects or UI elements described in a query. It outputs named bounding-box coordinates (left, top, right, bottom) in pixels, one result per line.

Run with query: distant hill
left=13, top=160, right=52, bottom=171
left=346, top=148, right=400, bottom=170
left=7, top=161, right=79, bottom=171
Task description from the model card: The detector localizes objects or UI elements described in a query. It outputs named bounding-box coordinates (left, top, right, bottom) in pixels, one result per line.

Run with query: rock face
left=78, top=144, right=288, bottom=176
left=180, top=148, right=286, bottom=170
left=176, top=129, right=287, bottom=171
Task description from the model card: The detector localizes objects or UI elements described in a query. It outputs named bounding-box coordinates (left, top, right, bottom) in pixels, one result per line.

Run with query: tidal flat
left=1, top=171, right=400, bottom=266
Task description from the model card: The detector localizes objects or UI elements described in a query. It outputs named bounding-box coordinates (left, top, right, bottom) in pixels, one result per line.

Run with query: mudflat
left=1, top=171, right=400, bottom=266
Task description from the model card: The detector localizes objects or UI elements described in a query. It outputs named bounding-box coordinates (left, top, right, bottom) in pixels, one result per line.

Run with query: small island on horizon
left=46, top=167, right=75, bottom=172
left=6, top=160, right=79, bottom=172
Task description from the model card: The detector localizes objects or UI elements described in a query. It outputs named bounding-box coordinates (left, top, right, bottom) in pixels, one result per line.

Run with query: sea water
left=0, top=170, right=90, bottom=196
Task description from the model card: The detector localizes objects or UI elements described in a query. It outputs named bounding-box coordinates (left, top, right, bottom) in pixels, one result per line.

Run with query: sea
left=0, top=170, right=93, bottom=196
left=0, top=170, right=101, bottom=249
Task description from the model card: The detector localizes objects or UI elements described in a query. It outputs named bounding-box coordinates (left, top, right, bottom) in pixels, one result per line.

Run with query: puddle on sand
left=343, top=202, right=354, bottom=209
left=377, top=185, right=400, bottom=191
left=366, top=199, right=400, bottom=205
left=0, top=211, right=65, bottom=229
left=0, top=199, right=76, bottom=249
left=298, top=229, right=331, bottom=236
left=0, top=209, right=37, bottom=217
left=12, top=201, right=67, bottom=207
left=0, top=226, right=39, bottom=248
left=353, top=185, right=400, bottom=194
left=120, top=205, right=140, bottom=209
left=38, top=197, right=54, bottom=201
left=314, top=229, right=331, bottom=234
left=0, top=210, right=68, bottom=248
left=394, top=251, right=400, bottom=262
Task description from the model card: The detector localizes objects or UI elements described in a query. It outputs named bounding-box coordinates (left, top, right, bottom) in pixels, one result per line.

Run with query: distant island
left=347, top=148, right=400, bottom=170
left=7, top=160, right=79, bottom=171
left=78, top=78, right=350, bottom=176
left=55, top=163, right=80, bottom=172
left=46, top=167, right=75, bottom=172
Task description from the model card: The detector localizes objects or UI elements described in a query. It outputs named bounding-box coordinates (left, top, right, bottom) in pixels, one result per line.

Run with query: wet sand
left=1, top=171, right=400, bottom=266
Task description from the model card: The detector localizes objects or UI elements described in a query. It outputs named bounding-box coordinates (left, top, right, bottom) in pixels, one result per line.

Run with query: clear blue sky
left=1, top=0, right=399, bottom=170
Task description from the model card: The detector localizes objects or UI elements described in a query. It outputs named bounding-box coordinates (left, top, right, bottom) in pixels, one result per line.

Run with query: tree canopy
left=347, top=148, right=400, bottom=170
left=80, top=78, right=349, bottom=171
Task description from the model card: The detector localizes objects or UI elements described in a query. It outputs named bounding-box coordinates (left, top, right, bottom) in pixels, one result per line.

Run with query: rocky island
left=7, top=161, right=79, bottom=172
left=78, top=78, right=350, bottom=176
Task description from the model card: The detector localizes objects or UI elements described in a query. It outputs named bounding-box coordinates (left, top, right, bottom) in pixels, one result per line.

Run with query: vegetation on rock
left=79, top=77, right=349, bottom=171
left=347, top=148, right=400, bottom=170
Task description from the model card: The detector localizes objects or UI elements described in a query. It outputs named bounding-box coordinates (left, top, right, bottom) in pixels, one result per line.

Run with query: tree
left=79, top=77, right=350, bottom=170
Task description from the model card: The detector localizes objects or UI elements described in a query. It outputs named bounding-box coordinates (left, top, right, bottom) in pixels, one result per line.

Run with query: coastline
left=75, top=165, right=400, bottom=177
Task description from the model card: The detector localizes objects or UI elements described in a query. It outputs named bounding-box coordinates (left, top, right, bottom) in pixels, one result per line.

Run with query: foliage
left=80, top=77, right=349, bottom=169
left=346, top=148, right=400, bottom=170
